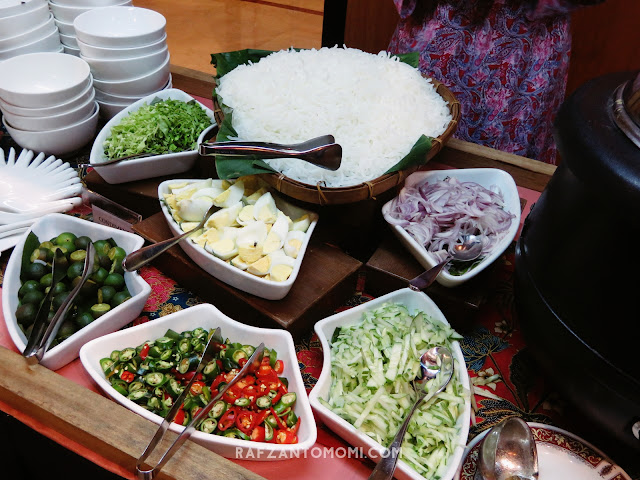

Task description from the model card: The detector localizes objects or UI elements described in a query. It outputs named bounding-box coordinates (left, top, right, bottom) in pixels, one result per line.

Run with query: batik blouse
left=388, top=0, right=601, bottom=164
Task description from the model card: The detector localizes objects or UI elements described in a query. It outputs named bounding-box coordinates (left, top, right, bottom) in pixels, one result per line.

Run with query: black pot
left=514, top=71, right=640, bottom=454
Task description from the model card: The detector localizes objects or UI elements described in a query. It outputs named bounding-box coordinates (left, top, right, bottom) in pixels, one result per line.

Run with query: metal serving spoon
left=122, top=203, right=220, bottom=272
left=367, top=346, right=455, bottom=480
left=409, top=234, right=483, bottom=291
left=475, top=416, right=539, bottom=480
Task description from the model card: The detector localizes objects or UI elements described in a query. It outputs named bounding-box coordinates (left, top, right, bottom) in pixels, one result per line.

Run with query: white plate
left=309, top=288, right=471, bottom=480
left=381, top=168, right=521, bottom=287
left=455, top=422, right=632, bottom=480
left=89, top=88, right=216, bottom=184
left=3, top=213, right=152, bottom=370
left=0, top=147, right=82, bottom=218
left=79, top=303, right=317, bottom=460
left=158, top=178, right=318, bottom=300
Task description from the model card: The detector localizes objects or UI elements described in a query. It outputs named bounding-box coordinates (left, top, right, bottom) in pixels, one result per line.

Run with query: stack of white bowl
left=48, top=0, right=133, bottom=56
left=74, top=6, right=171, bottom=119
left=0, top=52, right=99, bottom=157
left=0, top=0, right=63, bottom=61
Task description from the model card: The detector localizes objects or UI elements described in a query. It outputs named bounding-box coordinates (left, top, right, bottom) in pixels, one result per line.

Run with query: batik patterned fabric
left=388, top=0, right=598, bottom=164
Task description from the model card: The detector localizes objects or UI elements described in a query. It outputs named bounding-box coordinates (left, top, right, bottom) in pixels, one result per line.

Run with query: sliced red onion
left=387, top=176, right=515, bottom=259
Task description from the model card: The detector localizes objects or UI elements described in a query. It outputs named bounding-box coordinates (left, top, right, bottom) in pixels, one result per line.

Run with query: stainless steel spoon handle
left=408, top=257, right=450, bottom=291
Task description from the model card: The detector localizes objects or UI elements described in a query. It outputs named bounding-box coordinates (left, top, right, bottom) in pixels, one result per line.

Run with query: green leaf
left=211, top=49, right=273, bottom=78
left=20, top=232, right=40, bottom=282
left=394, top=51, right=420, bottom=68
left=384, top=135, right=432, bottom=174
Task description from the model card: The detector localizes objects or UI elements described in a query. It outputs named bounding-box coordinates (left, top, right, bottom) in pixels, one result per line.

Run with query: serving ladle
left=475, top=416, right=539, bottom=480
left=367, top=346, right=454, bottom=480
left=409, top=234, right=483, bottom=291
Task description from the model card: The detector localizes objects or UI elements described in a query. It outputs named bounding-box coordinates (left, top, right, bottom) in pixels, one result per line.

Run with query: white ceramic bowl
left=0, top=1, right=49, bottom=40
left=77, top=33, right=167, bottom=60
left=79, top=303, right=317, bottom=459
left=3, top=102, right=99, bottom=156
left=157, top=178, right=318, bottom=300
left=0, top=79, right=93, bottom=117
left=0, top=0, right=46, bottom=20
left=2, top=89, right=95, bottom=131
left=96, top=98, right=128, bottom=120
left=62, top=43, right=80, bottom=56
left=94, top=74, right=171, bottom=103
left=91, top=54, right=170, bottom=96
left=381, top=168, right=521, bottom=287
left=0, top=52, right=90, bottom=108
left=0, top=12, right=55, bottom=50
left=48, top=0, right=132, bottom=23
left=2, top=213, right=151, bottom=370
left=82, top=48, right=168, bottom=81
left=90, top=89, right=215, bottom=183
left=58, top=31, right=77, bottom=48
left=74, top=6, right=166, bottom=48
left=0, top=26, right=62, bottom=61
left=309, top=288, right=471, bottom=480
left=52, top=16, right=73, bottom=35
left=53, top=0, right=129, bottom=7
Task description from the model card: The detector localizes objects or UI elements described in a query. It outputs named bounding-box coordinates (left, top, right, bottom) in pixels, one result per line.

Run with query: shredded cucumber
left=319, top=302, right=466, bottom=479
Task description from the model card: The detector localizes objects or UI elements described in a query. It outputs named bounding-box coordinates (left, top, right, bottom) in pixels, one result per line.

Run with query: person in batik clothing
left=388, top=0, right=604, bottom=164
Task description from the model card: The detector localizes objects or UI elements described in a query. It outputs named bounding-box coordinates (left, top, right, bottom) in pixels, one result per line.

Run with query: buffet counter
left=4, top=65, right=636, bottom=480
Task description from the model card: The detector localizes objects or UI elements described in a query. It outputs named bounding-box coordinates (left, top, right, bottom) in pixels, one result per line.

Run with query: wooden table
left=0, top=65, right=557, bottom=480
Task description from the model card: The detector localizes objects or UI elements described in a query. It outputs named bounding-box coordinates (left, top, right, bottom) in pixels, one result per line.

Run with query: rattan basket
left=211, top=76, right=460, bottom=205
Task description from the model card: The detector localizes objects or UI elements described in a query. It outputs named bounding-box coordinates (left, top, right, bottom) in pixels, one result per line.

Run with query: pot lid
left=612, top=71, right=640, bottom=148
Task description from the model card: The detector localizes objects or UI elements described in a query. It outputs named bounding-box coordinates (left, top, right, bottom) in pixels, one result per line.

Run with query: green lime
left=15, top=303, right=37, bottom=327
left=67, top=261, right=85, bottom=281
left=39, top=273, right=53, bottom=288
left=104, top=273, right=125, bottom=290
left=74, top=311, right=95, bottom=329
left=50, top=281, right=68, bottom=295
left=97, top=253, right=112, bottom=270
left=55, top=232, right=77, bottom=245
left=90, top=303, right=111, bottom=319
left=112, top=290, right=131, bottom=307
left=57, top=240, right=76, bottom=254
left=90, top=267, right=109, bottom=285
left=98, top=285, right=116, bottom=304
left=93, top=240, right=112, bottom=256
left=70, top=249, right=86, bottom=262
left=19, top=280, right=42, bottom=298
left=52, top=291, right=71, bottom=310
left=73, top=277, right=97, bottom=297
left=21, top=290, right=45, bottom=306
left=24, top=262, right=48, bottom=281
left=74, top=235, right=91, bottom=250
left=56, top=320, right=76, bottom=341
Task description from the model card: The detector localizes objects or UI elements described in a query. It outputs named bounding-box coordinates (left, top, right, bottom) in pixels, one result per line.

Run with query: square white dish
left=2, top=213, right=151, bottom=370
left=89, top=88, right=217, bottom=184
left=309, top=287, right=471, bottom=480
left=382, top=168, right=521, bottom=287
left=79, top=302, right=317, bottom=460
left=157, top=178, right=318, bottom=300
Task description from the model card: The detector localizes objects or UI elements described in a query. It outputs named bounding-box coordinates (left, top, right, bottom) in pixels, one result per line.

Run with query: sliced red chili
left=210, top=373, right=226, bottom=390
left=275, top=429, right=297, bottom=444
left=257, top=364, right=273, bottom=377
left=218, top=407, right=237, bottom=431
left=173, top=407, right=185, bottom=426
left=255, top=409, right=270, bottom=426
left=274, top=360, right=284, bottom=375
left=190, top=381, right=206, bottom=396
left=236, top=411, right=257, bottom=435
left=222, top=385, right=242, bottom=404
left=250, top=426, right=266, bottom=442
left=119, top=371, right=135, bottom=383
left=139, top=343, right=150, bottom=360
left=270, top=407, right=288, bottom=430
left=290, top=416, right=301, bottom=435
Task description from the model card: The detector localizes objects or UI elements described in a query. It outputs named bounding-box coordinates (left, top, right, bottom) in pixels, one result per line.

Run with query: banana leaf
left=208, top=49, right=434, bottom=183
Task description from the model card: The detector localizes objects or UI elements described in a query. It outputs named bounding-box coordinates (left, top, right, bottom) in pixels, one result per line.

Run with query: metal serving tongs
left=198, top=134, right=343, bottom=171
left=23, top=243, right=96, bottom=365
left=135, top=330, right=265, bottom=480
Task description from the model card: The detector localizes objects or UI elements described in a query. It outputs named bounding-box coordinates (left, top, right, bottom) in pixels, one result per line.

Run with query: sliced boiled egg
left=173, top=178, right=212, bottom=201
left=246, top=254, right=271, bottom=276
left=177, top=196, right=214, bottom=222
left=291, top=213, right=312, bottom=232
left=205, top=201, right=242, bottom=230
left=236, top=204, right=255, bottom=226
left=213, top=179, right=245, bottom=207
left=191, top=186, right=225, bottom=201
left=230, top=255, right=249, bottom=270
left=253, top=192, right=278, bottom=223
left=268, top=251, right=296, bottom=282
left=205, top=236, right=237, bottom=260
left=284, top=230, right=306, bottom=258
left=245, top=187, right=268, bottom=205
left=263, top=212, right=289, bottom=254
left=236, top=221, right=267, bottom=263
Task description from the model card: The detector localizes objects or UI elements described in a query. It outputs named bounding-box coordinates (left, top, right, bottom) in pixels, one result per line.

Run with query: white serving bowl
left=53, top=0, right=129, bottom=7
left=58, top=31, right=77, bottom=48
left=94, top=74, right=171, bottom=103
left=0, top=12, right=55, bottom=50
left=96, top=98, right=128, bottom=120
left=91, top=54, right=170, bottom=96
left=2, top=213, right=151, bottom=370
left=0, top=26, right=62, bottom=61
left=2, top=89, right=95, bottom=131
left=82, top=48, right=168, bottom=82
left=0, top=1, right=49, bottom=40
left=90, top=89, right=215, bottom=183
left=74, top=6, right=166, bottom=48
left=77, top=33, right=167, bottom=60
left=48, top=0, right=131, bottom=23
left=3, top=102, right=99, bottom=156
left=0, top=0, right=46, bottom=20
left=381, top=168, right=521, bottom=287
left=53, top=16, right=73, bottom=35
left=309, top=287, right=471, bottom=480
left=0, top=79, right=93, bottom=117
left=0, top=52, right=90, bottom=108
left=79, top=303, right=317, bottom=459
left=62, top=43, right=80, bottom=56
left=157, top=178, right=318, bottom=300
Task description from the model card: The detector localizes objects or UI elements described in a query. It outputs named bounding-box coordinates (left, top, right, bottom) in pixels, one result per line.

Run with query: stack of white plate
left=48, top=0, right=133, bottom=56
left=0, top=52, right=99, bottom=156
left=0, top=0, right=62, bottom=61
left=74, top=6, right=171, bottom=119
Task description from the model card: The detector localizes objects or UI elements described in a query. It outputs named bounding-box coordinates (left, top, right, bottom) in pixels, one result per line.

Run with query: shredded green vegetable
left=103, top=98, right=213, bottom=160
left=319, top=302, right=467, bottom=479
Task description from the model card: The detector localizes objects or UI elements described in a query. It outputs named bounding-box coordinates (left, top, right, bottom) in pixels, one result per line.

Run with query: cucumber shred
left=320, top=302, right=467, bottom=479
